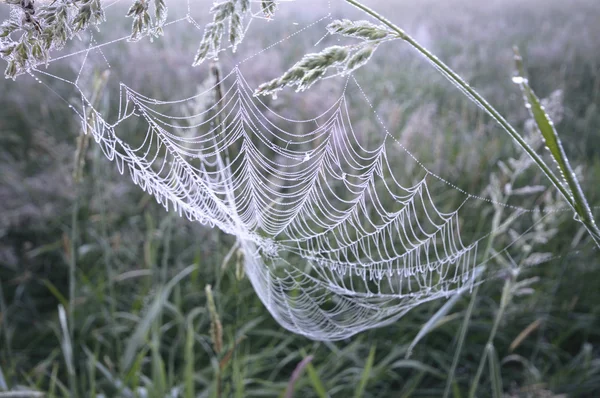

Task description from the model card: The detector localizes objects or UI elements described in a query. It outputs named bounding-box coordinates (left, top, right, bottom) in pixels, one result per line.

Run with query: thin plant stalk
left=513, top=48, right=600, bottom=246
left=86, top=71, right=117, bottom=343
left=343, top=0, right=600, bottom=247
left=443, top=201, right=505, bottom=397
left=67, top=70, right=109, bottom=398
left=442, top=284, right=479, bottom=398
left=68, top=182, right=79, bottom=398
left=0, top=277, right=12, bottom=369
left=468, top=279, right=512, bottom=398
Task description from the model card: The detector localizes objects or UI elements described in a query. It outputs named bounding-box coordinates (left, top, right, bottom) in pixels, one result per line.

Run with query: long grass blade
left=398, top=371, right=425, bottom=398
left=487, top=344, right=503, bottom=398
left=184, top=322, right=195, bottom=398
left=0, top=364, right=7, bottom=391
left=300, top=350, right=328, bottom=398
left=83, top=346, right=134, bottom=398
left=407, top=288, right=463, bottom=358
left=443, top=284, right=480, bottom=398
left=41, top=280, right=69, bottom=310
left=0, top=392, right=45, bottom=397
left=389, top=359, right=446, bottom=380
left=284, top=355, right=314, bottom=398
left=151, top=330, right=167, bottom=398
left=343, top=0, right=600, bottom=247
left=509, top=318, right=542, bottom=352
left=513, top=47, right=600, bottom=246
left=122, top=264, right=196, bottom=370
left=57, top=305, right=75, bottom=394
left=354, top=346, right=376, bottom=398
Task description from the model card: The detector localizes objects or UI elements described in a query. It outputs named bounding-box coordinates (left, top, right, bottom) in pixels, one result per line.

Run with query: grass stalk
left=443, top=186, right=506, bottom=397
left=354, top=346, right=376, bottom=398
left=513, top=48, right=600, bottom=246
left=468, top=279, right=512, bottom=398
left=343, top=0, right=600, bottom=247
left=442, top=284, right=479, bottom=398
left=0, top=278, right=12, bottom=370
left=65, top=70, right=111, bottom=398
left=184, top=321, right=195, bottom=398
left=68, top=183, right=79, bottom=398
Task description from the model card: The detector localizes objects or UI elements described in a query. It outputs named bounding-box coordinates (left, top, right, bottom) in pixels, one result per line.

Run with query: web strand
left=18, top=1, right=565, bottom=340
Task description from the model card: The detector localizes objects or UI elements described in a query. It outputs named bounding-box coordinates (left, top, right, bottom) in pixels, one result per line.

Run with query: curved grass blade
left=487, top=344, right=503, bottom=398
left=122, top=264, right=197, bottom=370
left=284, top=355, right=314, bottom=398
left=342, top=0, right=600, bottom=248
left=406, top=292, right=463, bottom=359
left=513, top=48, right=600, bottom=247
left=354, top=345, right=376, bottom=398
left=299, top=349, right=328, bottom=398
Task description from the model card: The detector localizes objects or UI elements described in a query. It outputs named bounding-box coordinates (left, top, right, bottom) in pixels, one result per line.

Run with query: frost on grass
left=192, top=0, right=252, bottom=66
left=0, top=0, right=262, bottom=78
left=126, top=0, right=168, bottom=42
left=255, top=19, right=398, bottom=96
left=0, top=0, right=105, bottom=79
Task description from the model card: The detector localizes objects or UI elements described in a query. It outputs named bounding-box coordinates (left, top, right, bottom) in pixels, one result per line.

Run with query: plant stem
left=513, top=49, right=600, bottom=247
left=343, top=0, right=600, bottom=246
left=69, top=184, right=79, bottom=398
left=443, top=284, right=479, bottom=398
left=0, top=276, right=12, bottom=367
left=469, top=279, right=512, bottom=398
left=443, top=199, right=505, bottom=397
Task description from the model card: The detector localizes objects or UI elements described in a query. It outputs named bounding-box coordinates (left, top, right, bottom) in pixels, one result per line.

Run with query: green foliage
left=0, top=1, right=599, bottom=397
left=513, top=47, right=600, bottom=246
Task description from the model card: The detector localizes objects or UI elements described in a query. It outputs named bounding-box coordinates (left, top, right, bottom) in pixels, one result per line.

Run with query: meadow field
left=1, top=0, right=599, bottom=396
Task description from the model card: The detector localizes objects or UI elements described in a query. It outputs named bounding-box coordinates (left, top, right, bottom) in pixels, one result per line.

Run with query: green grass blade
left=151, top=330, right=167, bottom=398
left=354, top=345, right=376, bottom=398
left=469, top=280, right=512, bottom=398
left=48, top=363, right=58, bottom=398
left=184, top=322, right=195, bottom=398
left=87, top=345, right=98, bottom=398
left=407, top=289, right=463, bottom=358
left=83, top=346, right=134, bottom=398
left=513, top=49, right=571, bottom=187
left=344, top=0, right=600, bottom=248
left=487, top=344, right=503, bottom=398
left=57, top=305, right=76, bottom=396
left=0, top=365, right=6, bottom=391
left=452, top=381, right=462, bottom=398
left=398, top=371, right=425, bottom=398
left=300, top=350, right=328, bottom=398
left=41, top=280, right=69, bottom=310
left=122, top=264, right=196, bottom=370
left=389, top=359, right=446, bottom=380
left=284, top=355, right=314, bottom=398
left=443, top=284, right=480, bottom=398
left=513, top=48, right=600, bottom=246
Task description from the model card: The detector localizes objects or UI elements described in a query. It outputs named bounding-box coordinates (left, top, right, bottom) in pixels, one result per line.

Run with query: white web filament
left=10, top=0, right=553, bottom=340
left=80, top=68, right=479, bottom=340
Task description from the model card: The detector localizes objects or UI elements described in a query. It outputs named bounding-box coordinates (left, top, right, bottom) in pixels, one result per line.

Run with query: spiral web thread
left=19, top=1, right=551, bottom=340
left=74, top=68, right=481, bottom=340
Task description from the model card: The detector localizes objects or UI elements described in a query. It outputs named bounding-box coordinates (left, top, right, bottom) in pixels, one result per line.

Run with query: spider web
left=9, top=0, right=562, bottom=340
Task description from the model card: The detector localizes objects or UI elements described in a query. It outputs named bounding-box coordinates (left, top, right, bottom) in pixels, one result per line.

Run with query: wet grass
left=1, top=1, right=600, bottom=397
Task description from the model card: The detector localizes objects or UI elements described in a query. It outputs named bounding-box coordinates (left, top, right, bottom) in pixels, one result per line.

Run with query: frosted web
left=3, top=0, right=566, bottom=340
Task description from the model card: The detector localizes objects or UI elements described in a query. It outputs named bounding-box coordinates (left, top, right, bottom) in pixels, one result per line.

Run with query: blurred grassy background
left=1, top=0, right=600, bottom=397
